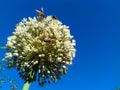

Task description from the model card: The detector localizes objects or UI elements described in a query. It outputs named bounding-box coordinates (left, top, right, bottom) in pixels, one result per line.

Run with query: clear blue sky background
left=0, top=0, right=120, bottom=90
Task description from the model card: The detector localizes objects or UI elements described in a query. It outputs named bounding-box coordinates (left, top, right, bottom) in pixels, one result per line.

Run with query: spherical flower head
left=5, top=15, right=76, bottom=87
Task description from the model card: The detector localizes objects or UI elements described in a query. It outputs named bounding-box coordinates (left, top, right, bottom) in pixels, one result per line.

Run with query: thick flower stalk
left=5, top=11, right=76, bottom=89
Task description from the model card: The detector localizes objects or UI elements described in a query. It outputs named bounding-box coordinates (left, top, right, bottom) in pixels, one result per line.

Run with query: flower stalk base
left=22, top=82, right=31, bottom=90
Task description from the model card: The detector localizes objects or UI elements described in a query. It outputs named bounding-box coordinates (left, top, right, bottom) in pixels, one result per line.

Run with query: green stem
left=22, top=82, right=31, bottom=90
left=22, top=69, right=34, bottom=90
left=0, top=46, right=6, bottom=49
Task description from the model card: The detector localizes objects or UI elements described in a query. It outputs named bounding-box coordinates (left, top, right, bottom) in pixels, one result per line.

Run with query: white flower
left=57, top=57, right=62, bottom=62
left=5, top=52, right=13, bottom=58
left=5, top=14, right=76, bottom=86
left=13, top=52, right=19, bottom=57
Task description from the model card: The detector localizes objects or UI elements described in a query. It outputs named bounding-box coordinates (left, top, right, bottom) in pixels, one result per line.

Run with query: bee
left=35, top=9, right=44, bottom=17
left=52, top=16, right=57, bottom=19
left=35, top=8, right=44, bottom=21
left=44, top=38, right=56, bottom=43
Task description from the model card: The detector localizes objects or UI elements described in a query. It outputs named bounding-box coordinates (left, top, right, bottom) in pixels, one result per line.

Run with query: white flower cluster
left=5, top=15, right=76, bottom=85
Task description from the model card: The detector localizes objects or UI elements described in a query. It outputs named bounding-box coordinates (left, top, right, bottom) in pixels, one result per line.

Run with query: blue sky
left=0, top=0, right=120, bottom=90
